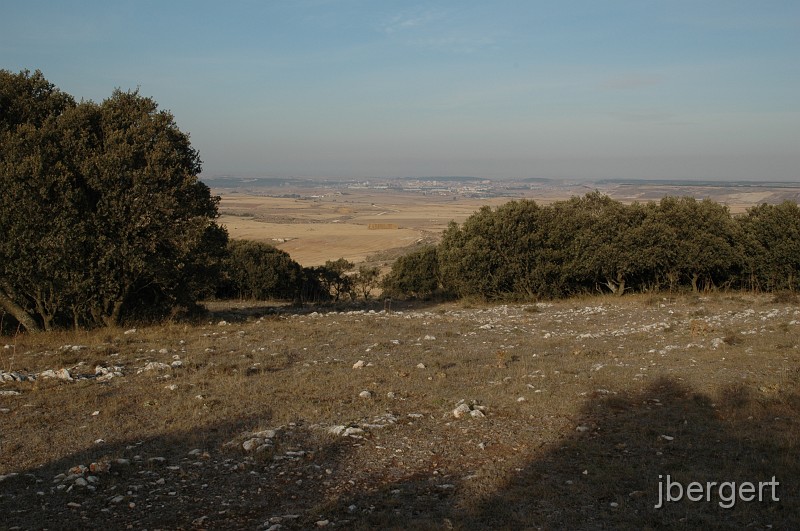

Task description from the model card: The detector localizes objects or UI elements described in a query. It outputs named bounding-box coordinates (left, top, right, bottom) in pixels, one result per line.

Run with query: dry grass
left=1, top=293, right=799, bottom=529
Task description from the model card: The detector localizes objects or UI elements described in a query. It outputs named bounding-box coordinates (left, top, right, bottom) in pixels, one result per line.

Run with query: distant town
left=203, top=175, right=800, bottom=210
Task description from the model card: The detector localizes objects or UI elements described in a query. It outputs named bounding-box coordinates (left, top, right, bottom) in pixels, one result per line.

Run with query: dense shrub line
left=382, top=192, right=800, bottom=300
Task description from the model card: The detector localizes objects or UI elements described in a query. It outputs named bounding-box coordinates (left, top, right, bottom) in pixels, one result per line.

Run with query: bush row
left=382, top=192, right=800, bottom=300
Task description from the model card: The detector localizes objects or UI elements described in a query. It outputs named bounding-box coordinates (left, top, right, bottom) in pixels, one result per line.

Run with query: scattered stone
left=95, top=365, right=124, bottom=381
left=576, top=425, right=590, bottom=433
left=469, top=409, right=485, bottom=418
left=123, top=328, right=137, bottom=335
left=171, top=360, right=183, bottom=368
left=0, top=390, right=20, bottom=396
left=142, top=362, right=171, bottom=372
left=243, top=438, right=264, bottom=452
left=661, top=434, right=674, bottom=441
left=218, top=320, right=229, bottom=326
left=424, top=335, right=436, bottom=340
left=67, top=502, right=82, bottom=509
left=452, top=403, right=471, bottom=418
left=359, top=390, right=372, bottom=399
left=352, top=360, right=365, bottom=369
left=315, top=520, right=330, bottom=527
left=416, top=363, right=426, bottom=369
left=110, top=495, right=125, bottom=504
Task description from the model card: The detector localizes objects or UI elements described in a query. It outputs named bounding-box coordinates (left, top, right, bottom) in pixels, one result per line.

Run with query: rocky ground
left=1, top=293, right=799, bottom=529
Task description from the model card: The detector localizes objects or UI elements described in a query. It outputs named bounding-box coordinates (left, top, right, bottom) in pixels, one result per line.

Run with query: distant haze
left=2, top=1, right=798, bottom=181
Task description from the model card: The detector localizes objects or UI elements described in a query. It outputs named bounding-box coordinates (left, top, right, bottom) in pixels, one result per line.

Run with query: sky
left=2, top=1, right=799, bottom=181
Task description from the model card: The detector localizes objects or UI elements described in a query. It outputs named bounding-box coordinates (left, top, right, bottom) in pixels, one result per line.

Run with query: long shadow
left=324, top=376, right=800, bottom=530
left=203, top=298, right=454, bottom=324
left=0, top=414, right=355, bottom=530
left=4, top=376, right=797, bottom=529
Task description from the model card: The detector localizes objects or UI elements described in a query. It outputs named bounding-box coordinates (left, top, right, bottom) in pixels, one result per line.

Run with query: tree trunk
left=691, top=273, right=700, bottom=293
left=102, top=299, right=124, bottom=327
left=0, top=287, right=42, bottom=333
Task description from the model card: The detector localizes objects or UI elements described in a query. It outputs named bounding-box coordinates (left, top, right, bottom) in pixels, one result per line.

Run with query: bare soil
left=1, top=293, right=799, bottom=529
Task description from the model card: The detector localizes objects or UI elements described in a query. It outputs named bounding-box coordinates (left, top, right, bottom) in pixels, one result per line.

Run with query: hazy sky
left=2, top=1, right=799, bottom=181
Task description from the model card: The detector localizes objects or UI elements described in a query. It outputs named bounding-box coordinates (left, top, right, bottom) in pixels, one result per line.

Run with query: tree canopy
left=0, top=69, right=227, bottom=332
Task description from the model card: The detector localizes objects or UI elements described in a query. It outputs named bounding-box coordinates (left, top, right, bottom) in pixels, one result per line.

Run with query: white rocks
left=416, top=363, right=426, bottom=369
left=661, top=434, right=675, bottom=441
left=1, top=371, right=32, bottom=382
left=423, top=335, right=436, bottom=340
left=452, top=403, right=471, bottom=418
left=123, top=328, right=137, bottom=335
left=0, top=390, right=21, bottom=396
left=171, top=360, right=183, bottom=368
left=242, top=438, right=262, bottom=452
left=39, top=368, right=73, bottom=381
left=141, top=362, right=171, bottom=372
left=352, top=360, right=365, bottom=369
left=95, top=365, right=124, bottom=381
left=469, top=409, right=485, bottom=418
left=576, top=425, right=590, bottom=433
left=358, top=390, right=372, bottom=399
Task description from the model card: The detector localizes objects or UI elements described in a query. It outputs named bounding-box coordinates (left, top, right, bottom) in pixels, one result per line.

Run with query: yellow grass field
left=215, top=183, right=799, bottom=267
left=217, top=192, right=510, bottom=266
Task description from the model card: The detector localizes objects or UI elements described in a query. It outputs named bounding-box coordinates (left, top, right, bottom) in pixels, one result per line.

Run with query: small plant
left=722, top=330, right=741, bottom=345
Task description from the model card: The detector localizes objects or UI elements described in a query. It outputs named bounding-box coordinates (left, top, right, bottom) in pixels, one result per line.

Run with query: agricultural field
left=1, top=293, right=799, bottom=529
left=216, top=192, right=509, bottom=267
left=213, top=180, right=800, bottom=267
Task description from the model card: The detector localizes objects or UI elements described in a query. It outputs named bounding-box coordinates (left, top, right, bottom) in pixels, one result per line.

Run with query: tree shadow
left=201, top=297, right=458, bottom=324
left=3, top=376, right=797, bottom=529
left=324, top=376, right=800, bottom=530
left=0, top=413, right=355, bottom=530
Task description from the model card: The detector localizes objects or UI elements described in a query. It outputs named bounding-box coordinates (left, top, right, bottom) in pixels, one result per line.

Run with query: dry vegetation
left=2, top=293, right=799, bottom=529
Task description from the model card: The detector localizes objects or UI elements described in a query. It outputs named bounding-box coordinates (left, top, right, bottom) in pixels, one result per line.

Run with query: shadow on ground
left=327, top=376, right=800, bottom=530
left=2, top=375, right=798, bottom=529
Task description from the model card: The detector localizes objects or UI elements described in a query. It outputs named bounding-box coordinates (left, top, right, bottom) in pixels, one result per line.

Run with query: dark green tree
left=739, top=202, right=800, bottom=292
left=382, top=246, right=440, bottom=299
left=220, top=240, right=302, bottom=300
left=0, top=70, right=227, bottom=331
left=353, top=265, right=381, bottom=301
left=653, top=197, right=742, bottom=292
left=315, top=258, right=354, bottom=301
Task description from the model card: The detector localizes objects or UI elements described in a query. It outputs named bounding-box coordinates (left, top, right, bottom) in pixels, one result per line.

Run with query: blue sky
left=2, top=1, right=799, bottom=180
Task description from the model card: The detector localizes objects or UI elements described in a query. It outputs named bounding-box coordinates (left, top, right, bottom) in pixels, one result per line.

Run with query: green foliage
left=739, top=202, right=800, bottom=292
left=318, top=258, right=355, bottom=301
left=353, top=265, right=381, bottom=301
left=382, top=246, right=440, bottom=299
left=0, top=70, right=227, bottom=331
left=219, top=240, right=302, bottom=300
left=432, top=192, right=781, bottom=301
